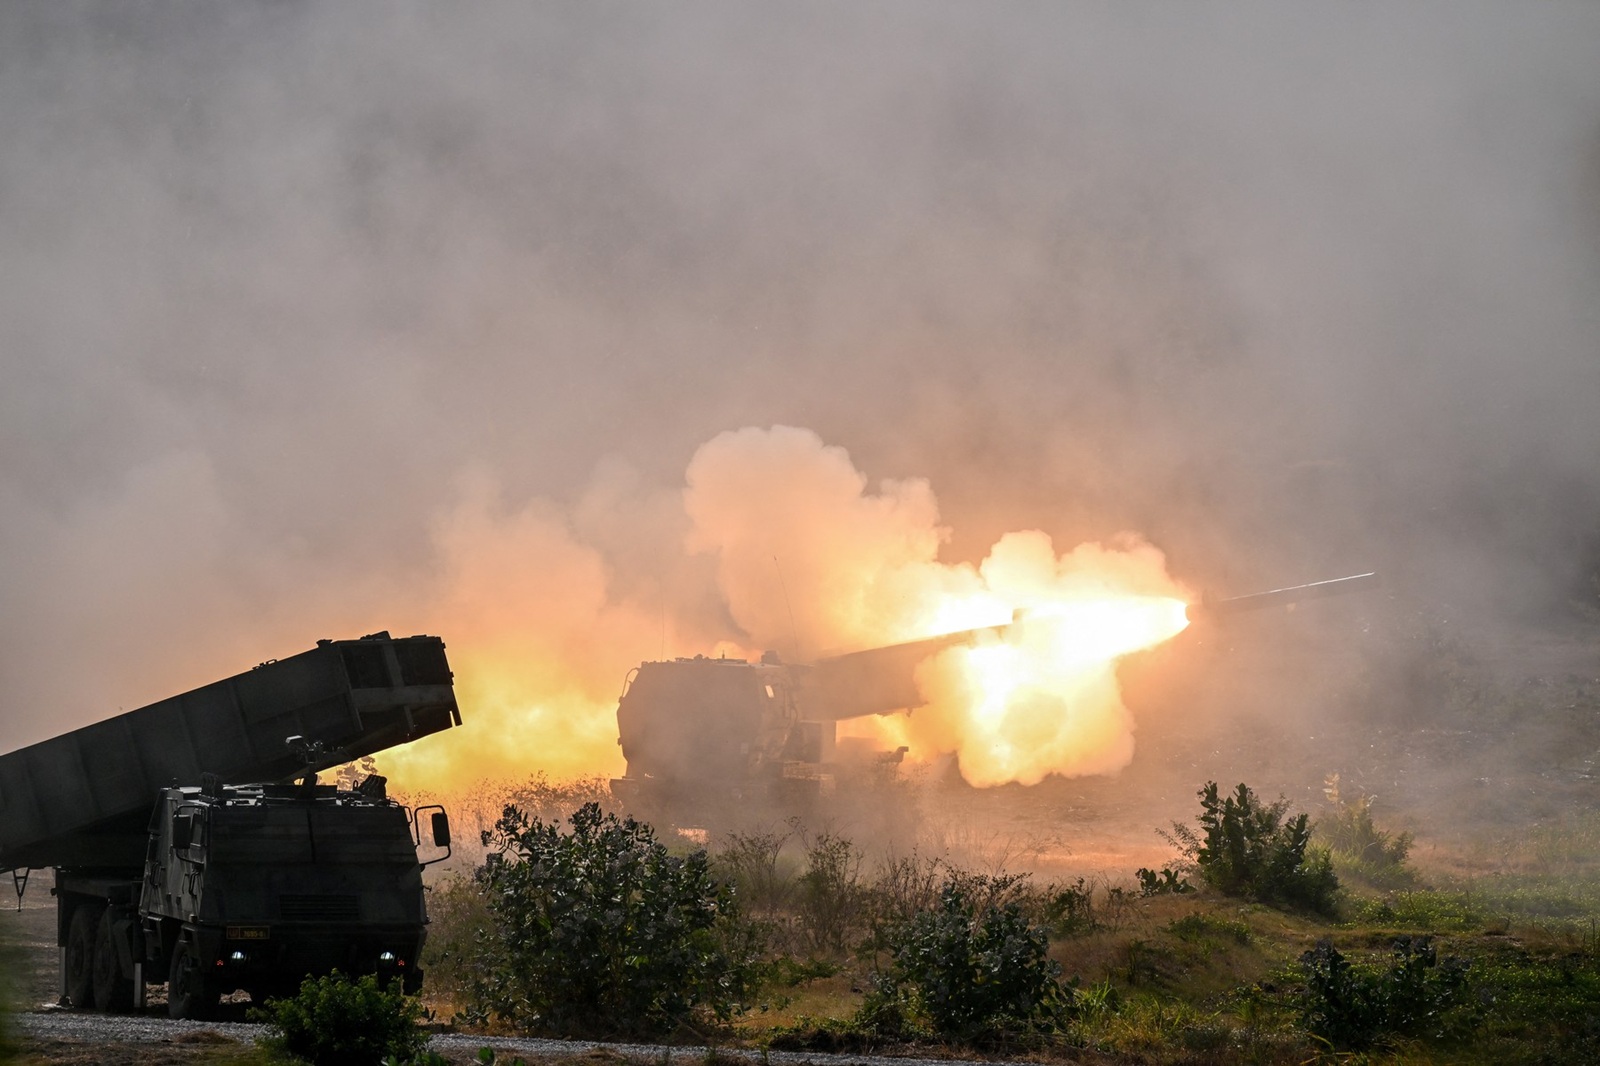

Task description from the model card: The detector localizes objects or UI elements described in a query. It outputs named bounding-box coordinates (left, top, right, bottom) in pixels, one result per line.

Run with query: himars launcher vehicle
left=610, top=574, right=1376, bottom=824
left=0, top=632, right=461, bottom=1018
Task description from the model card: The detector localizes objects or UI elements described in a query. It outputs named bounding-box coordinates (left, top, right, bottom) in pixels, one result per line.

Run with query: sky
left=3, top=2, right=1598, bottom=762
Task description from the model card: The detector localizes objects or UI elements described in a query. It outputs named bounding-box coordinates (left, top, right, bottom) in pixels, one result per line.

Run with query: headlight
left=379, top=951, right=396, bottom=962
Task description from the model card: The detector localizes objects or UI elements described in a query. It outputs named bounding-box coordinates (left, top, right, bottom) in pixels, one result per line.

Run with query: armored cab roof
left=170, top=782, right=401, bottom=809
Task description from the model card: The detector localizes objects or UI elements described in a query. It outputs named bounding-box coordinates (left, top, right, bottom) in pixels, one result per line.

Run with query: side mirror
left=171, top=813, right=195, bottom=850
left=414, top=804, right=452, bottom=867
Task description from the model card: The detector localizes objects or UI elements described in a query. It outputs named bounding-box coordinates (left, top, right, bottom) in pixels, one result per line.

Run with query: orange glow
left=839, top=585, right=1191, bottom=787
left=919, top=596, right=1188, bottom=786
left=377, top=426, right=1195, bottom=793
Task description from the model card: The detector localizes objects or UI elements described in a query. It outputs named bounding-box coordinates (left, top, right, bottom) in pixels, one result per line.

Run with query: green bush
left=1041, top=877, right=1098, bottom=936
left=1316, top=776, right=1415, bottom=888
left=257, top=971, right=427, bottom=1066
left=870, top=876, right=1069, bottom=1042
left=469, top=801, right=755, bottom=1036
left=1169, top=782, right=1339, bottom=915
left=1298, top=936, right=1472, bottom=1050
left=1136, top=867, right=1194, bottom=897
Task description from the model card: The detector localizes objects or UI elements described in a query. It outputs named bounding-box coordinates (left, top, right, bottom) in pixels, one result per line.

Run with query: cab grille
left=278, top=894, right=360, bottom=922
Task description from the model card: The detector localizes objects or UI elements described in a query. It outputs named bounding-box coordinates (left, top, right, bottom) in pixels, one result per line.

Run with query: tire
left=166, top=937, right=217, bottom=1020
left=64, top=904, right=102, bottom=1008
left=92, top=910, right=134, bottom=1012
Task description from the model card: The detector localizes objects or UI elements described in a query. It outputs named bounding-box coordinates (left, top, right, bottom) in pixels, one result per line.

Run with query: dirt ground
left=5, top=876, right=63, bottom=1012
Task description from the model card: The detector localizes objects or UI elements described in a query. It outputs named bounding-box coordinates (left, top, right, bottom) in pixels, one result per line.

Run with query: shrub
left=1136, top=867, right=1194, bottom=897
left=470, top=801, right=754, bottom=1036
left=1041, top=877, right=1098, bottom=936
left=257, top=971, right=427, bottom=1066
left=715, top=826, right=798, bottom=920
left=1317, top=774, right=1415, bottom=888
left=1298, top=936, right=1472, bottom=1049
left=505, top=773, right=620, bottom=822
left=871, top=876, right=1069, bottom=1042
left=796, top=833, right=865, bottom=955
left=1168, top=782, right=1339, bottom=915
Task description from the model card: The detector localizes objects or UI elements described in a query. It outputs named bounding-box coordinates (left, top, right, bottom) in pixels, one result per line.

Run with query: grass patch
left=1169, top=912, right=1252, bottom=945
left=1462, top=947, right=1600, bottom=1064
left=1458, top=872, right=1600, bottom=932
left=1343, top=890, right=1484, bottom=932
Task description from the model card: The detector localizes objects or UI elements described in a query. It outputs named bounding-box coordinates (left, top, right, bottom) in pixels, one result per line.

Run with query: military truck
left=611, top=574, right=1377, bottom=824
left=610, top=623, right=1008, bottom=825
left=0, top=631, right=460, bottom=1018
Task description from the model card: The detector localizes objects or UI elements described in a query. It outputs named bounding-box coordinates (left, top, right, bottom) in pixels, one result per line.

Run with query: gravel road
left=14, top=1009, right=1004, bottom=1066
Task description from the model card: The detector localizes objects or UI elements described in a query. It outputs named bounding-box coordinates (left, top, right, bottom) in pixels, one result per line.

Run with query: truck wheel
left=92, top=910, right=134, bottom=1012
left=166, top=939, right=217, bottom=1020
left=64, top=905, right=102, bottom=1008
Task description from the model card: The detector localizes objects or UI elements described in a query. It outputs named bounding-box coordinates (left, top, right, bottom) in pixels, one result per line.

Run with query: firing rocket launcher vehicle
left=0, top=632, right=461, bottom=1018
left=610, top=573, right=1375, bottom=825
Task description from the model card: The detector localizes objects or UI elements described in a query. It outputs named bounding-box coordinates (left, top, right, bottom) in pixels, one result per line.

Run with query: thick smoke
left=2, top=4, right=1598, bottom=817
left=685, top=425, right=985, bottom=658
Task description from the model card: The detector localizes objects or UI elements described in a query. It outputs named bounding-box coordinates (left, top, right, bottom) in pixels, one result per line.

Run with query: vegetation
left=1135, top=866, right=1193, bottom=896
left=1298, top=935, right=1473, bottom=1049
left=1042, top=876, right=1100, bottom=935
left=1316, top=773, right=1417, bottom=889
left=794, top=832, right=866, bottom=955
left=868, top=875, right=1069, bottom=1042
left=255, top=971, right=428, bottom=1066
left=405, top=778, right=1600, bottom=1065
left=464, top=801, right=756, bottom=1036
left=1167, top=781, right=1340, bottom=914
left=415, top=871, right=494, bottom=1018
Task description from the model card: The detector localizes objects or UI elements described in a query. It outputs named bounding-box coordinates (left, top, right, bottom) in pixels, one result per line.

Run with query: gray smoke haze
left=3, top=2, right=1599, bottom=758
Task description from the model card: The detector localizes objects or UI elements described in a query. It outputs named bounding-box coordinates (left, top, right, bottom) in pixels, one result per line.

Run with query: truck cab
left=140, top=781, right=443, bottom=1015
left=62, top=778, right=449, bottom=1018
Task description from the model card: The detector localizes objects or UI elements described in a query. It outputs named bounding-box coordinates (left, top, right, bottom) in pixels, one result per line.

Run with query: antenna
left=773, top=556, right=802, bottom=661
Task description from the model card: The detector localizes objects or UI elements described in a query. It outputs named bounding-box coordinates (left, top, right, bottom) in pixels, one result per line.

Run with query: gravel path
left=15, top=1009, right=1003, bottom=1066
left=16, top=1008, right=265, bottom=1045
left=431, top=1031, right=1002, bottom=1066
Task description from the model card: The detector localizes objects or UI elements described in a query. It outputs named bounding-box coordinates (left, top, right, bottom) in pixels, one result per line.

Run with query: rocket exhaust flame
left=837, top=590, right=1193, bottom=787
left=388, top=425, right=1215, bottom=793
